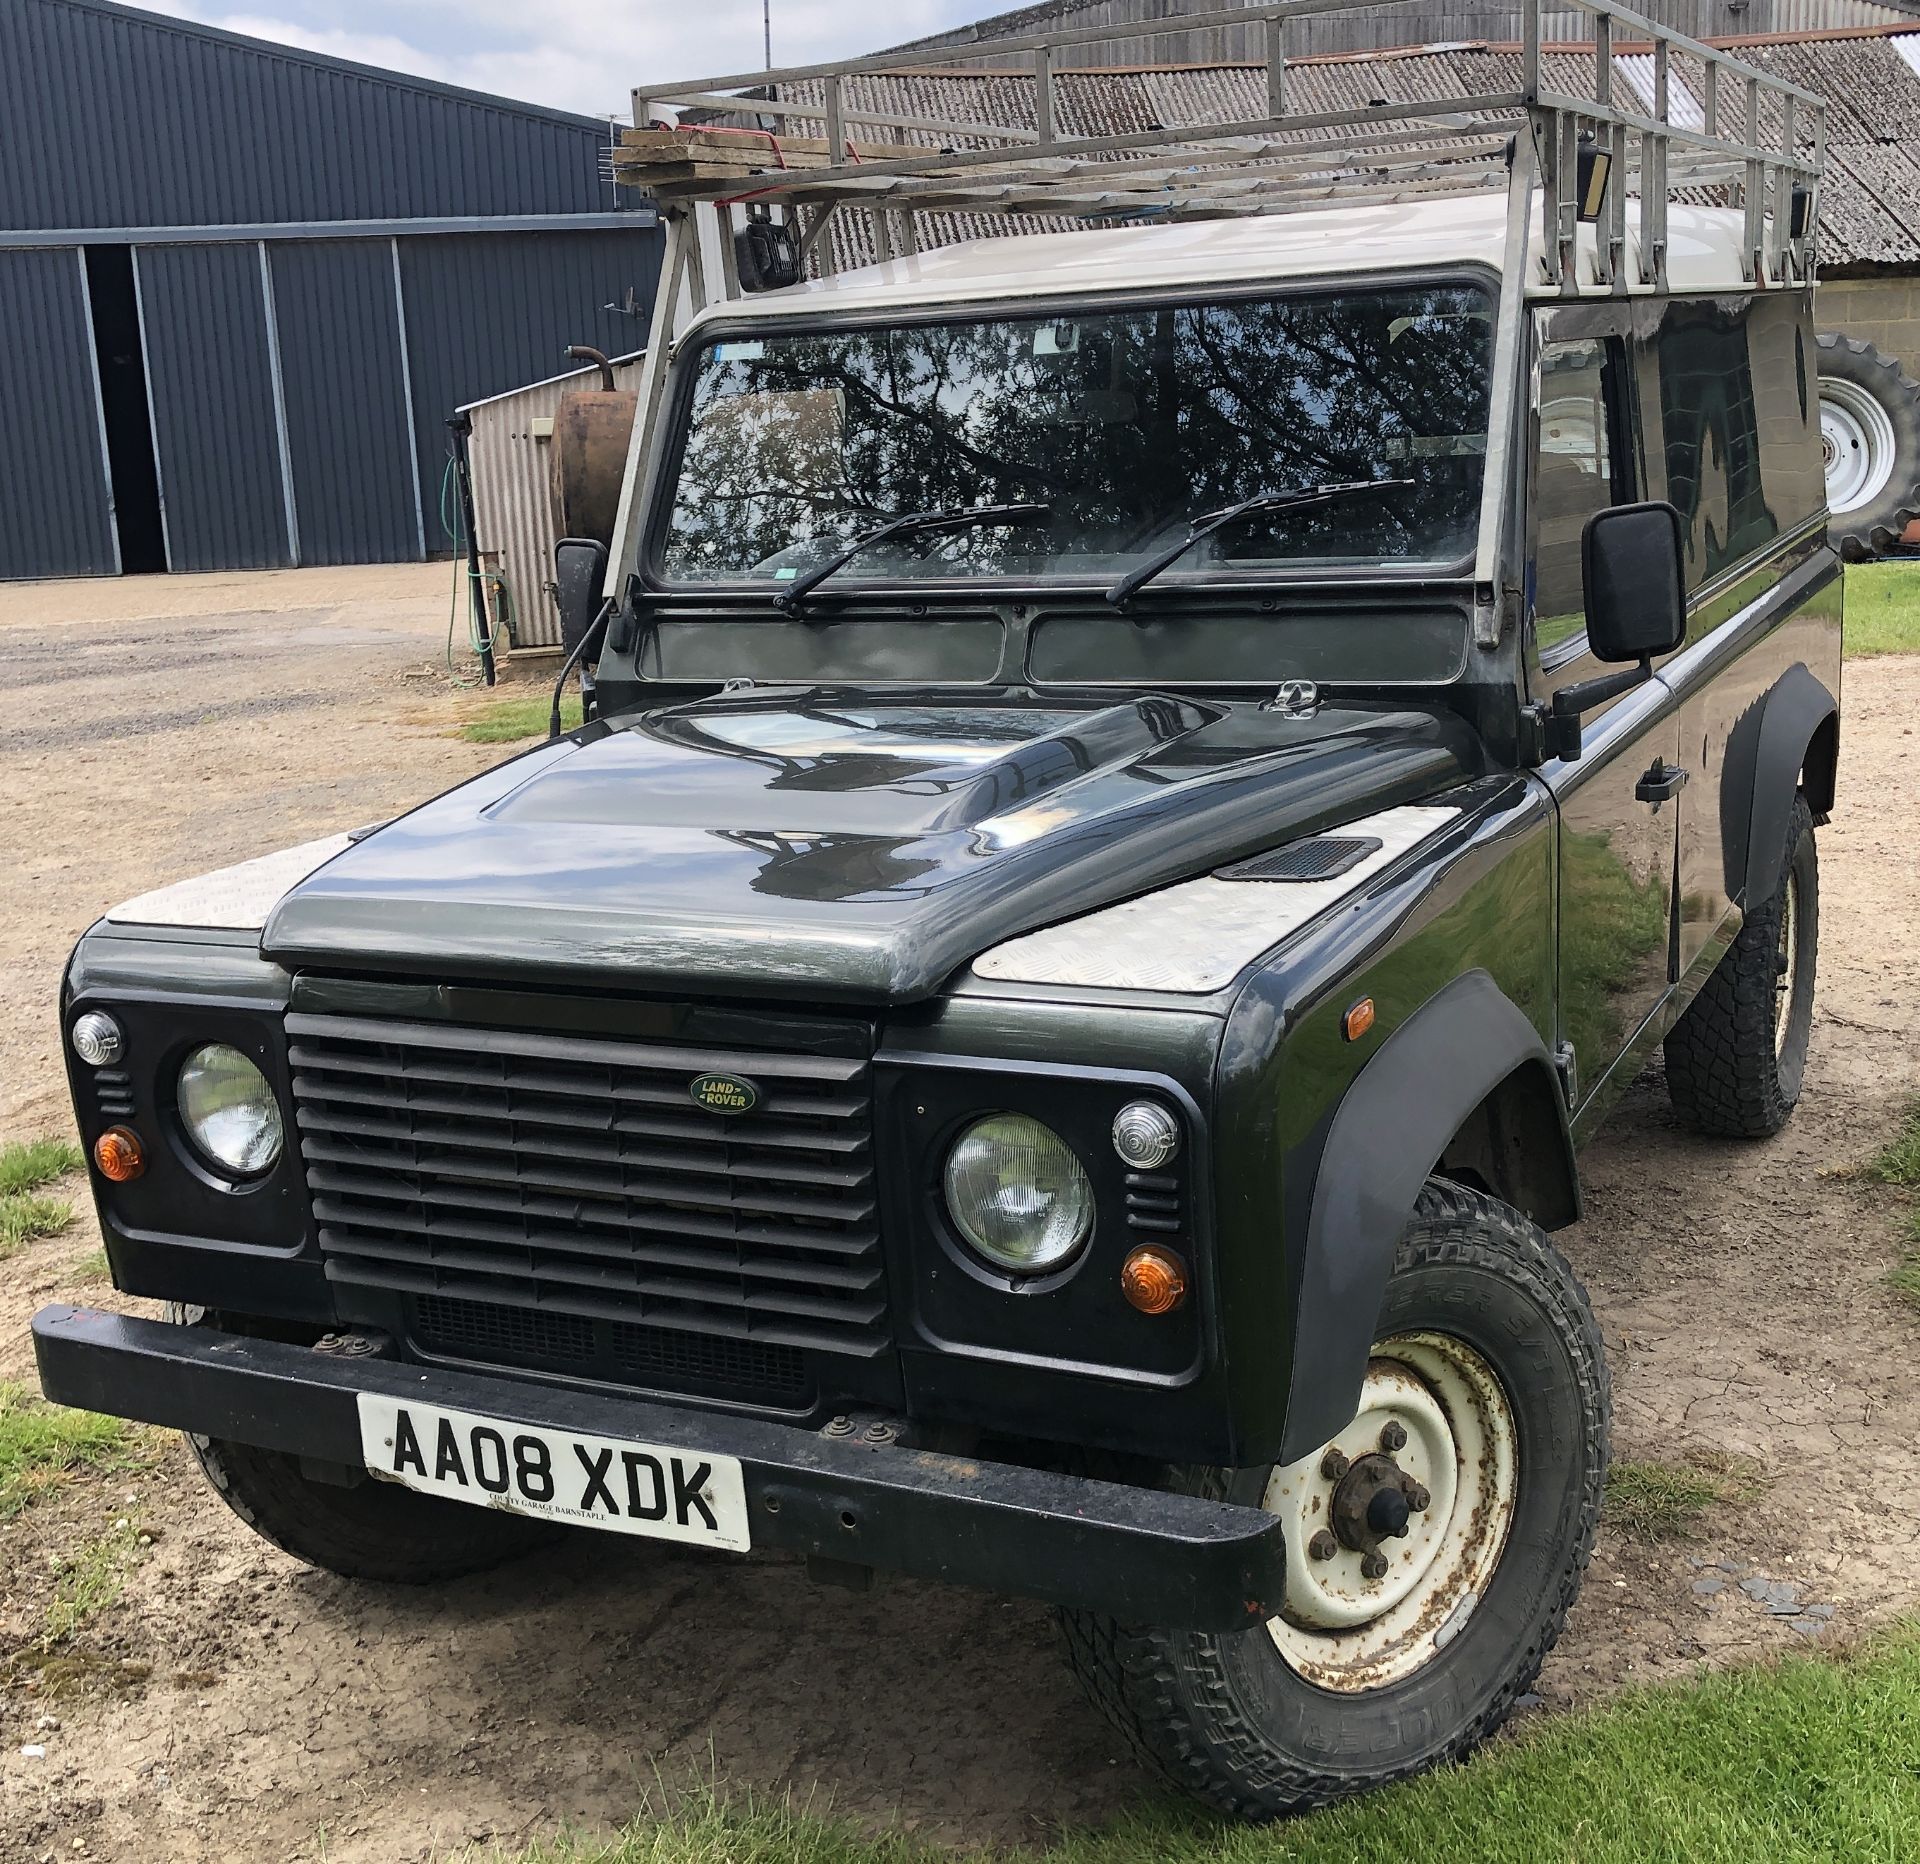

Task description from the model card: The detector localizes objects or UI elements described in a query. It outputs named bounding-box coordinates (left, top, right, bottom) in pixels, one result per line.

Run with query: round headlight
left=177, top=1044, right=284, bottom=1177
left=71, top=1011, right=125, bottom=1068
left=943, top=1113, right=1093, bottom=1274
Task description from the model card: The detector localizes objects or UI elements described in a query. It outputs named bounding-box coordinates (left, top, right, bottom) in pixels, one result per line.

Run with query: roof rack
left=620, top=0, right=1825, bottom=293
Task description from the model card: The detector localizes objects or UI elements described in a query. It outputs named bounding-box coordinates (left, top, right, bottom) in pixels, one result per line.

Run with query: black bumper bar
left=33, top=1305, right=1284, bottom=1632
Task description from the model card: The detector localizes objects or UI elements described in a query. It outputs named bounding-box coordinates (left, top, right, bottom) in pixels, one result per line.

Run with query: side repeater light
left=1342, top=997, right=1377, bottom=1043
left=1121, top=1244, right=1189, bottom=1316
left=93, top=1126, right=145, bottom=1182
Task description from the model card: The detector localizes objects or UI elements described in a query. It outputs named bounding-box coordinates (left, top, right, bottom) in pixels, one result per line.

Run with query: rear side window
left=1533, top=335, right=1627, bottom=656
left=1650, top=292, right=1821, bottom=590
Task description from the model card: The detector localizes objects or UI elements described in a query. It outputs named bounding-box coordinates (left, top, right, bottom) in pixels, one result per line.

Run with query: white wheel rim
left=1820, top=378, right=1898, bottom=516
left=1262, top=1332, right=1518, bottom=1693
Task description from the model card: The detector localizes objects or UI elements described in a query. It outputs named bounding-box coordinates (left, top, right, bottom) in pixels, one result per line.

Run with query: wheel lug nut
left=1308, top=1529, right=1339, bottom=1562
left=1403, top=1479, right=1431, bottom=1513
left=1379, top=1421, right=1407, bottom=1453
left=1360, top=1551, right=1390, bottom=1580
left=1320, top=1448, right=1349, bottom=1482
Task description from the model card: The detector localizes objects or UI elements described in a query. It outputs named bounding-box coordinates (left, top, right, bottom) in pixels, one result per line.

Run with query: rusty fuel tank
left=548, top=346, right=637, bottom=552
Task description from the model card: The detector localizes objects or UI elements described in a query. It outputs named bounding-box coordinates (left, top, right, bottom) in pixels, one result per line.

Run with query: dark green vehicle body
left=39, top=253, right=1842, bottom=1630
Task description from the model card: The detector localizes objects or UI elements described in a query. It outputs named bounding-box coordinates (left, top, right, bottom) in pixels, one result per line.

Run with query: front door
left=1529, top=319, right=1682, bottom=1119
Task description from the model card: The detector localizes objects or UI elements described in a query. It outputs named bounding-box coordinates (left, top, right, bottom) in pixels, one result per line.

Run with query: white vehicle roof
left=686, top=194, right=1776, bottom=334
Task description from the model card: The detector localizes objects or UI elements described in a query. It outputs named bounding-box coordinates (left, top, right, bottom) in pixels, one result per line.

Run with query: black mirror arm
left=1546, top=654, right=1652, bottom=762
left=549, top=598, right=613, bottom=741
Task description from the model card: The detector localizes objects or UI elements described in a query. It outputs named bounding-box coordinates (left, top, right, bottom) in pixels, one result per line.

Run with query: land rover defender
left=34, top=0, right=1843, bottom=1818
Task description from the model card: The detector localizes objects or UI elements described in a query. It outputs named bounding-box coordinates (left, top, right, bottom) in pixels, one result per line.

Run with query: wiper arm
left=774, top=502, right=1050, bottom=613
left=1104, top=479, right=1415, bottom=609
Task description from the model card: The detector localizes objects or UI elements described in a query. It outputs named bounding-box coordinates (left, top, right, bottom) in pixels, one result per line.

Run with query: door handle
left=1635, top=761, right=1690, bottom=805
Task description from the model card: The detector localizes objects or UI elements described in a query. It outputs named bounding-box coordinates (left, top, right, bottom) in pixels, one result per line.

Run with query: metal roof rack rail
left=619, top=0, right=1823, bottom=296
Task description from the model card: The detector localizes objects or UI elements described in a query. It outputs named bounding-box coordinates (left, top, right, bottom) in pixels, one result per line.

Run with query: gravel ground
left=1, top=568, right=1917, bottom=1862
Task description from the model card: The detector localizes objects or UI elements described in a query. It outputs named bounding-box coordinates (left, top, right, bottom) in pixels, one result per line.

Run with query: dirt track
left=2, top=567, right=1918, bottom=1862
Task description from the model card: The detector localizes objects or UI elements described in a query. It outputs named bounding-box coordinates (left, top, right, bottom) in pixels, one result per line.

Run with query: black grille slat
left=301, top=1139, right=875, bottom=1225
left=289, top=1012, right=886, bottom=1365
left=289, top=1065, right=870, bottom=1154
left=308, top=1175, right=877, bottom=1258
left=293, top=1107, right=871, bottom=1189
left=290, top=1046, right=867, bottom=1123
left=414, top=1293, right=812, bottom=1400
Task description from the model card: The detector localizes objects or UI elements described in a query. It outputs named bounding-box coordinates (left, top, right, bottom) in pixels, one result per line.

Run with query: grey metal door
left=135, top=242, right=291, bottom=571
left=268, top=240, right=422, bottom=565
left=0, top=247, right=118, bottom=579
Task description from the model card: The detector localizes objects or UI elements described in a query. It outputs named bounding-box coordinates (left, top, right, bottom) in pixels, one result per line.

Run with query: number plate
left=356, top=1394, right=751, bottom=1551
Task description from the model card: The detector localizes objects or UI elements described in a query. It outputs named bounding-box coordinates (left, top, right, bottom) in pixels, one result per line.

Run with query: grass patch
left=457, top=691, right=582, bottom=744
left=72, top=1247, right=111, bottom=1284
left=501, top=1628, right=1920, bottom=1864
left=0, top=1192, right=74, bottom=1255
left=1606, top=1453, right=1765, bottom=1541
left=1868, top=1100, right=1920, bottom=1189
left=0, top=1384, right=133, bottom=1521
left=1864, top=1101, right=1920, bottom=1308
left=1843, top=561, right=1920, bottom=658
left=0, top=1135, right=83, bottom=1196
left=41, top=1513, right=147, bottom=1646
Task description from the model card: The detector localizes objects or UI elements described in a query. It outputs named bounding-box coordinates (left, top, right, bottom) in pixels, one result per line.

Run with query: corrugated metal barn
left=0, top=0, right=662, bottom=581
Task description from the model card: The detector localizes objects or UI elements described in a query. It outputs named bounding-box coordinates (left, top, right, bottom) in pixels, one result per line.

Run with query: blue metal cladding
left=0, top=247, right=117, bottom=578
left=136, top=243, right=290, bottom=571
left=398, top=228, right=663, bottom=554
left=1, top=0, right=621, bottom=232
left=269, top=240, right=421, bottom=565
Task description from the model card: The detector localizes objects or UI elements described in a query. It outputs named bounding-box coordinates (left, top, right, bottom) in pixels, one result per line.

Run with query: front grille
left=413, top=1293, right=812, bottom=1404
left=286, top=1012, right=885, bottom=1360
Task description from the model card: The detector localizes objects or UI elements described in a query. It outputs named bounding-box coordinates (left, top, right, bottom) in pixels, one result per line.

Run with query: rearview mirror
left=553, top=537, right=609, bottom=657
left=1582, top=501, right=1687, bottom=664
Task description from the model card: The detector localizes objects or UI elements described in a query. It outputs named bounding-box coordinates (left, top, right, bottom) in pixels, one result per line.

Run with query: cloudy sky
left=134, top=1, right=992, bottom=118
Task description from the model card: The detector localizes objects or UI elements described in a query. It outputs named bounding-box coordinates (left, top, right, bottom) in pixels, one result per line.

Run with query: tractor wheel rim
left=1261, top=1330, right=1518, bottom=1693
left=1820, top=378, right=1898, bottom=516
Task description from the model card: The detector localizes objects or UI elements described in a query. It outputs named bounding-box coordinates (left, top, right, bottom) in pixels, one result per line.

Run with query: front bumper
left=33, top=1305, right=1284, bottom=1632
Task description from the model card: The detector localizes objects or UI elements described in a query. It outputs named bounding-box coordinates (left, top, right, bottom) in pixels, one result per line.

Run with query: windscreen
left=657, top=283, right=1494, bottom=589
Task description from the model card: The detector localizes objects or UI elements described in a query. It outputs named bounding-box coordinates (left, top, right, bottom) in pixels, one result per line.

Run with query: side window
left=1654, top=300, right=1779, bottom=587
left=1533, top=336, right=1622, bottom=659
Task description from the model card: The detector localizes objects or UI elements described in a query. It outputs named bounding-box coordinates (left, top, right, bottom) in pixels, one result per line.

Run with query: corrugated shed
left=135, top=242, right=291, bottom=571
left=894, top=0, right=1918, bottom=65
left=397, top=228, right=664, bottom=555
left=269, top=240, right=421, bottom=565
left=0, top=248, right=117, bottom=578
left=747, top=33, right=1920, bottom=271
left=464, top=353, right=647, bottom=650
left=0, top=0, right=622, bottom=232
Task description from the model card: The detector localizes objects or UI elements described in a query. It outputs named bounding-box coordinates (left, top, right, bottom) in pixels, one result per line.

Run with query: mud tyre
left=1817, top=332, right=1920, bottom=561
left=1664, top=794, right=1818, bottom=1139
left=1059, top=1182, right=1608, bottom=1819
left=169, top=1309, right=554, bottom=1583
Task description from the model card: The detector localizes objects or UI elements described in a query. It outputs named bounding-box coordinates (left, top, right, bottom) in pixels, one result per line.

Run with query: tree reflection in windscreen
left=660, top=284, right=1493, bottom=586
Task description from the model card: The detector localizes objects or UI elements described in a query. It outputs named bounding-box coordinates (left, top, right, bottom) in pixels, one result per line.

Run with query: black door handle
left=1635, top=761, right=1690, bottom=805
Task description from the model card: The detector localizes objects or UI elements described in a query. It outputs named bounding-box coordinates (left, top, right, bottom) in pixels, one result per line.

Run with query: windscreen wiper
left=774, top=502, right=1051, bottom=613
left=1104, top=479, right=1415, bottom=609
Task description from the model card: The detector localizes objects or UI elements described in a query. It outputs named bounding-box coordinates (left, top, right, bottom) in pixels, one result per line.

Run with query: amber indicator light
left=1121, top=1245, right=1189, bottom=1316
left=93, top=1126, right=144, bottom=1183
left=1342, top=997, right=1377, bottom=1043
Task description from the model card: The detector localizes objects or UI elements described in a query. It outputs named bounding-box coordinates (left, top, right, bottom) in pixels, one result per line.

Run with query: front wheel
left=1060, top=1182, right=1608, bottom=1819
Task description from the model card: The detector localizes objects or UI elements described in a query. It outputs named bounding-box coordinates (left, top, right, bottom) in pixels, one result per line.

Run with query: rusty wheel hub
left=1259, top=1331, right=1519, bottom=1693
